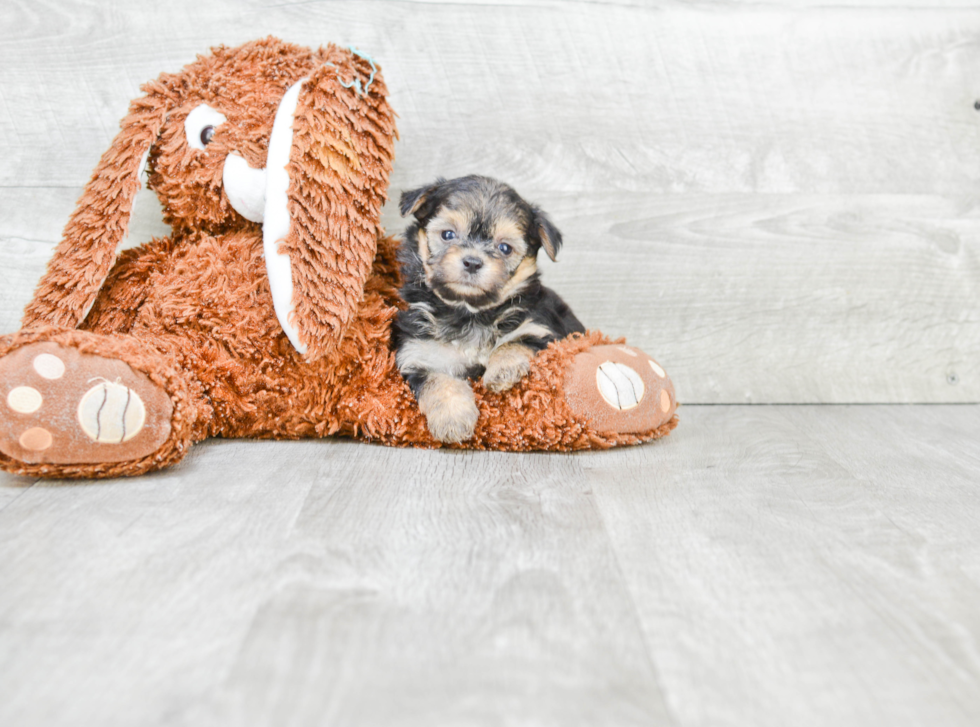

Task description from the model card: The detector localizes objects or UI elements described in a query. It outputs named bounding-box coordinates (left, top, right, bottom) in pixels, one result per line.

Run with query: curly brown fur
left=25, top=38, right=394, bottom=361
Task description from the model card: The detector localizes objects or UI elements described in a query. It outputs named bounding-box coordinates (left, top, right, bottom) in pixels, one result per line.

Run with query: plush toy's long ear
left=268, top=49, right=397, bottom=360
left=22, top=83, right=173, bottom=330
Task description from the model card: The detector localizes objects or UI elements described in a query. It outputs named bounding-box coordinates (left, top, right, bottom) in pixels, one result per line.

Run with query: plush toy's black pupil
left=200, top=126, right=215, bottom=145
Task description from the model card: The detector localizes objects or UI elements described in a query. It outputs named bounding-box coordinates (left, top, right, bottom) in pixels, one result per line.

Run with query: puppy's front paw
left=418, top=374, right=479, bottom=443
left=482, top=344, right=533, bottom=393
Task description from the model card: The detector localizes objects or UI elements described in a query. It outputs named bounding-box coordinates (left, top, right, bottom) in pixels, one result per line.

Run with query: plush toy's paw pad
left=564, top=345, right=676, bottom=434
left=0, top=342, right=173, bottom=465
left=418, top=374, right=479, bottom=443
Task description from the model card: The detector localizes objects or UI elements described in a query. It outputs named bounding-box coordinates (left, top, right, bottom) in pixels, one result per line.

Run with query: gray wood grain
left=3, top=1, right=980, bottom=193
left=2, top=1, right=977, bottom=403
left=1, top=405, right=979, bottom=726
left=587, top=404, right=980, bottom=727
left=517, top=192, right=977, bottom=405
left=0, top=440, right=671, bottom=727
left=192, top=450, right=670, bottom=727
left=0, top=186, right=170, bottom=332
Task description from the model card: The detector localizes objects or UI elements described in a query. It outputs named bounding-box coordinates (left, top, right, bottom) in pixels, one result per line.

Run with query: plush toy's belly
left=80, top=231, right=306, bottom=436
left=78, top=230, right=407, bottom=440
left=127, top=231, right=283, bottom=351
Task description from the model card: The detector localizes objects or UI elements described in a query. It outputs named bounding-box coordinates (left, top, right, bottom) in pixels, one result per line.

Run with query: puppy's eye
left=200, top=125, right=216, bottom=146
left=497, top=242, right=513, bottom=255
left=441, top=230, right=456, bottom=241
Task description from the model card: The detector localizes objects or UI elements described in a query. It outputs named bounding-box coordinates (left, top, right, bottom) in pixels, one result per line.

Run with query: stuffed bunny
left=0, top=37, right=677, bottom=479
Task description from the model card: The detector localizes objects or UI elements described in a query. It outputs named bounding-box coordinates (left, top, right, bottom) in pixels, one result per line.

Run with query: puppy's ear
left=399, top=179, right=443, bottom=219
left=532, top=207, right=563, bottom=262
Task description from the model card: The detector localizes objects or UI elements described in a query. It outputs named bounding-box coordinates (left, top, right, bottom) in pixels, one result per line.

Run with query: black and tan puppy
left=394, top=175, right=585, bottom=443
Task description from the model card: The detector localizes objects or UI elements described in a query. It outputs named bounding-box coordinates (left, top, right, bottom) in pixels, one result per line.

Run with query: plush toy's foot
left=564, top=344, right=676, bottom=436
left=0, top=341, right=174, bottom=468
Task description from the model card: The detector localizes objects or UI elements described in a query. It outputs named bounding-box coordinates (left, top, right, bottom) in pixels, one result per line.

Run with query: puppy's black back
left=527, top=285, right=585, bottom=349
left=395, top=266, right=584, bottom=355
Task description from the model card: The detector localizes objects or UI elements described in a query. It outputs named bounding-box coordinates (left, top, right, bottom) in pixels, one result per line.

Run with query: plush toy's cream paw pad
left=0, top=343, right=173, bottom=465
left=7, top=387, right=43, bottom=414
left=77, top=382, right=147, bottom=443
left=564, top=345, right=676, bottom=434
left=596, top=362, right=645, bottom=410
left=33, top=353, right=66, bottom=379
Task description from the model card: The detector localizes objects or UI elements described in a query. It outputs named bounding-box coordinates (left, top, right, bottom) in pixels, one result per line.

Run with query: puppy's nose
left=461, top=256, right=484, bottom=273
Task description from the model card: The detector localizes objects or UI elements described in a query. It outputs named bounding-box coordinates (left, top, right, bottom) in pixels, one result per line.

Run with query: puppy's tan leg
left=482, top=343, right=534, bottom=393
left=418, top=373, right=479, bottom=443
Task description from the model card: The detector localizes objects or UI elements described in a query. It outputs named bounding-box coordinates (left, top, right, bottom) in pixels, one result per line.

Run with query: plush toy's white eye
left=184, top=104, right=227, bottom=151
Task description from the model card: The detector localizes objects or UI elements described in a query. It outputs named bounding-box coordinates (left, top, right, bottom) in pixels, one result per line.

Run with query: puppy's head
left=400, top=175, right=562, bottom=309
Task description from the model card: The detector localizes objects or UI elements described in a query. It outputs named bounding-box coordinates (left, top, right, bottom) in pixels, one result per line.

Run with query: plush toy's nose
left=221, top=76, right=306, bottom=226
left=222, top=154, right=267, bottom=223
left=218, top=78, right=308, bottom=353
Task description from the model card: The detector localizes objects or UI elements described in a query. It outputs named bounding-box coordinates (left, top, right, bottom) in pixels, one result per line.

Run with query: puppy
left=394, top=175, right=585, bottom=443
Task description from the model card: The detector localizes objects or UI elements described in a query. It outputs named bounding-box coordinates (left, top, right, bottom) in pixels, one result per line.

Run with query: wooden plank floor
left=2, top=405, right=978, bottom=726
left=1, top=2, right=978, bottom=722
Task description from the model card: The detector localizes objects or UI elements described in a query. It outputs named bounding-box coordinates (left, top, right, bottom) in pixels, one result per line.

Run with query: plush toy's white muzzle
left=221, top=79, right=308, bottom=355
left=222, top=155, right=267, bottom=223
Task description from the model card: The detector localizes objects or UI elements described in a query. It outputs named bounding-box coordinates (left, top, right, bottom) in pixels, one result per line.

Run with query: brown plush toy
left=0, top=38, right=677, bottom=479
